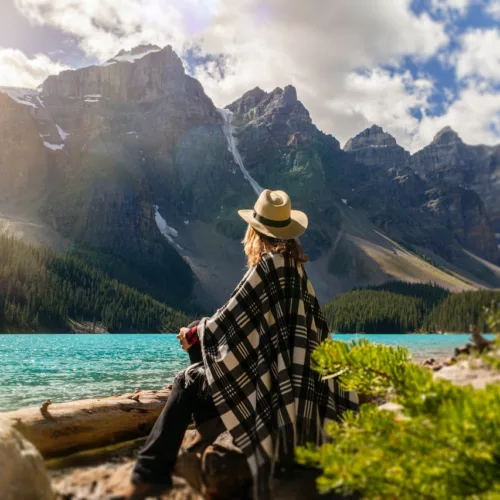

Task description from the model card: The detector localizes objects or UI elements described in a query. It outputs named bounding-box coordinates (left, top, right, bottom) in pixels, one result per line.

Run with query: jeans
left=132, top=367, right=219, bottom=485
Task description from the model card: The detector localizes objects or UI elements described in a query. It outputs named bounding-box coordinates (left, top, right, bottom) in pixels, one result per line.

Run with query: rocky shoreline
left=2, top=337, right=499, bottom=500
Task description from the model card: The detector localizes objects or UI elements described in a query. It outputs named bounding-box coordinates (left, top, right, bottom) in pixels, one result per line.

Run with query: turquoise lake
left=0, top=333, right=492, bottom=413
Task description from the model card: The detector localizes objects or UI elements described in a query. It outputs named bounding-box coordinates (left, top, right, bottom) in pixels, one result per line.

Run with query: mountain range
left=0, top=44, right=499, bottom=311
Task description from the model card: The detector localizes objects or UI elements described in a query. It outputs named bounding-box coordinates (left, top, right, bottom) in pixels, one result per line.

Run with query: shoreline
left=3, top=339, right=499, bottom=500
left=0, top=356, right=442, bottom=415
left=2, top=334, right=489, bottom=413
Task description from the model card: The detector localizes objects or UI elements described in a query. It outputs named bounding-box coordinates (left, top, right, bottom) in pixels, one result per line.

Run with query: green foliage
left=297, top=338, right=500, bottom=499
left=324, top=282, right=500, bottom=333
left=71, top=245, right=197, bottom=313
left=0, top=235, right=189, bottom=333
left=323, top=282, right=449, bottom=333
left=423, top=290, right=500, bottom=333
left=486, top=302, right=500, bottom=333
left=366, top=281, right=450, bottom=309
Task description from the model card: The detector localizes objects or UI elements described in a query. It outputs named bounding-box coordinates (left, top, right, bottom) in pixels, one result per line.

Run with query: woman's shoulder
left=259, top=252, right=300, bottom=271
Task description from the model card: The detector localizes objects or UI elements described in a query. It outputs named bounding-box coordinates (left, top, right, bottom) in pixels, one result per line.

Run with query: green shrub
left=296, top=337, right=500, bottom=499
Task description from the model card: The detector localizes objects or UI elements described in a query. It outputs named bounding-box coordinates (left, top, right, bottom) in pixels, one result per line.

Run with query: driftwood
left=470, top=324, right=495, bottom=353
left=3, top=389, right=171, bottom=459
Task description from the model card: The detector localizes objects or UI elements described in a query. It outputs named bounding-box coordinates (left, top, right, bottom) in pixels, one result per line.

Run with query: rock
left=176, top=430, right=251, bottom=499
left=434, top=358, right=500, bottom=389
left=0, top=93, right=50, bottom=203
left=378, top=402, right=404, bottom=413
left=0, top=418, right=54, bottom=500
left=51, top=462, right=202, bottom=500
left=410, top=127, right=500, bottom=261
left=343, top=124, right=499, bottom=266
left=344, top=124, right=410, bottom=169
left=455, top=343, right=473, bottom=357
left=51, top=429, right=350, bottom=500
left=443, top=357, right=457, bottom=366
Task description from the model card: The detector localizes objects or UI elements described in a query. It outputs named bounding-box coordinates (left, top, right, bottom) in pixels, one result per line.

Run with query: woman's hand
left=177, top=328, right=191, bottom=351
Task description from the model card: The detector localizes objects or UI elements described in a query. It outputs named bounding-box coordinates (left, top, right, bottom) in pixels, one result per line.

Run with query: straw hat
left=238, top=189, right=308, bottom=240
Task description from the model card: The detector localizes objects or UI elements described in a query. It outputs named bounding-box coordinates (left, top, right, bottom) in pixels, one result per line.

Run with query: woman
left=118, top=189, right=358, bottom=500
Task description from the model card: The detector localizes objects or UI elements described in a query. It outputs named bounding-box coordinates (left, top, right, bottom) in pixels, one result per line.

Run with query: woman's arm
left=177, top=322, right=202, bottom=364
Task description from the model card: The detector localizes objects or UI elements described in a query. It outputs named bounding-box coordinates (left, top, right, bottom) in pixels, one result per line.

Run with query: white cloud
left=14, top=0, right=217, bottom=61
left=456, top=28, right=500, bottom=85
left=0, top=48, right=70, bottom=88
left=412, top=86, right=500, bottom=150
left=9, top=0, right=452, bottom=151
left=323, top=69, right=434, bottom=150
left=409, top=26, right=499, bottom=152
left=191, top=0, right=448, bottom=150
left=486, top=0, right=500, bottom=19
left=12, top=0, right=498, bottom=153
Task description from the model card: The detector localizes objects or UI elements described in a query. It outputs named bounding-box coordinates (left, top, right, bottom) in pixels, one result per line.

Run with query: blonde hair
left=242, top=225, right=308, bottom=267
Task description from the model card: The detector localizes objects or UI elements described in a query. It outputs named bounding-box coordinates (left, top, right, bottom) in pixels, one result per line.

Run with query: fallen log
left=2, top=389, right=171, bottom=459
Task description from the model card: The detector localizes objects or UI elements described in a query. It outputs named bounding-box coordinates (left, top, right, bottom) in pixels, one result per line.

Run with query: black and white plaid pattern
left=198, top=253, right=358, bottom=499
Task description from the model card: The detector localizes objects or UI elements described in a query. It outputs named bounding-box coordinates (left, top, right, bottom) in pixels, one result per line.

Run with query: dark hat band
left=253, top=211, right=291, bottom=228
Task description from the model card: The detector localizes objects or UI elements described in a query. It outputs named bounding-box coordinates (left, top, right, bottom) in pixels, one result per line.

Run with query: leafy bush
left=296, top=336, right=500, bottom=499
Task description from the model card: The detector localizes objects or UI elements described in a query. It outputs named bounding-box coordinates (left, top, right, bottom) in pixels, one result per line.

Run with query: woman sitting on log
left=117, top=189, right=359, bottom=500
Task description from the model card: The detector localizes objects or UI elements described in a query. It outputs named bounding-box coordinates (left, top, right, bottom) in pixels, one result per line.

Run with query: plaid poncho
left=196, top=253, right=358, bottom=498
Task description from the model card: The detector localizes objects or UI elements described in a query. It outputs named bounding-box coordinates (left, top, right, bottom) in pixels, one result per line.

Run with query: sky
left=0, top=0, right=499, bottom=152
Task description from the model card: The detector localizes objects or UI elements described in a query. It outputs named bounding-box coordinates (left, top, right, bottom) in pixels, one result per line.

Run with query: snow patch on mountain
left=56, top=124, right=70, bottom=141
left=103, top=48, right=161, bottom=66
left=43, top=142, right=64, bottom=151
left=0, top=87, right=39, bottom=108
left=154, top=205, right=182, bottom=249
left=217, top=108, right=263, bottom=196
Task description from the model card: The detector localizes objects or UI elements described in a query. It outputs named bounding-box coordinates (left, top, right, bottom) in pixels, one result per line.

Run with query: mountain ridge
left=1, top=44, right=499, bottom=315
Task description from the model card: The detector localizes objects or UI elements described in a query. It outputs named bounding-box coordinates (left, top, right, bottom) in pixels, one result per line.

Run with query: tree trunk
left=3, top=389, right=171, bottom=459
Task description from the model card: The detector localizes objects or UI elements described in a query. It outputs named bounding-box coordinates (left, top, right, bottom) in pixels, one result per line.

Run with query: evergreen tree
left=0, top=235, right=190, bottom=333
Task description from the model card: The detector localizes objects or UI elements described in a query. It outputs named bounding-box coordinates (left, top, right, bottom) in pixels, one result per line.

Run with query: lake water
left=0, top=333, right=492, bottom=413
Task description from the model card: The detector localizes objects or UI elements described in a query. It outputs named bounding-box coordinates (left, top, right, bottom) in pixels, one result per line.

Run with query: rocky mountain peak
left=343, top=124, right=409, bottom=168
left=281, top=85, right=298, bottom=105
left=367, top=124, right=384, bottom=135
left=232, top=87, right=268, bottom=114
left=41, top=45, right=192, bottom=103
left=431, top=126, right=462, bottom=145
left=228, top=84, right=310, bottom=125
left=344, top=124, right=399, bottom=151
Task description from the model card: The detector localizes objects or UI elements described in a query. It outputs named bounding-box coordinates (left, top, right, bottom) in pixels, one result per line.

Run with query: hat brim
left=238, top=209, right=308, bottom=240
